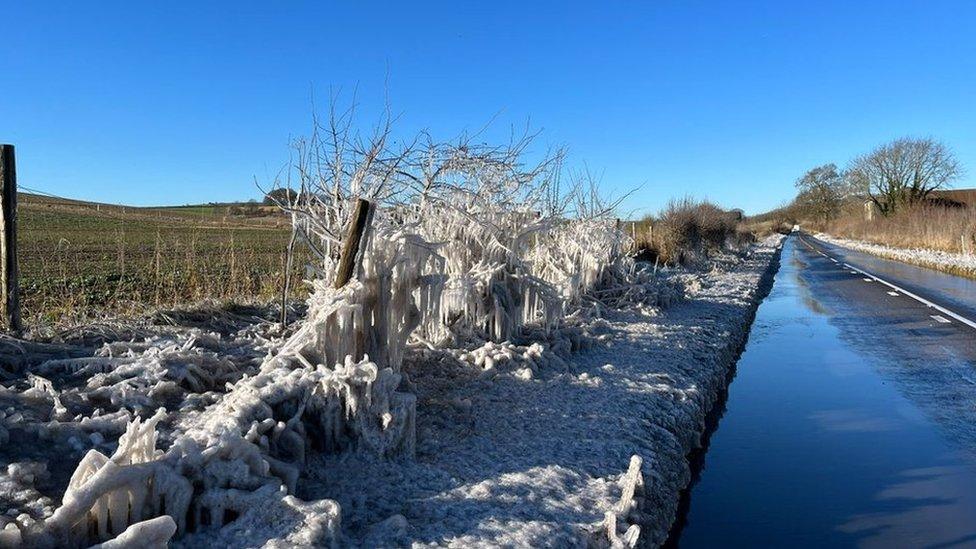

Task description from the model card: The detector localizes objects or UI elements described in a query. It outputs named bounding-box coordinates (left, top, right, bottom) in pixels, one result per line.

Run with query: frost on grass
left=1, top=114, right=774, bottom=548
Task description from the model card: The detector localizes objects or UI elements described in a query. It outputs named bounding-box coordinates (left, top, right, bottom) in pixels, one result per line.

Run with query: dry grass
left=826, top=204, right=976, bottom=255
left=631, top=198, right=749, bottom=265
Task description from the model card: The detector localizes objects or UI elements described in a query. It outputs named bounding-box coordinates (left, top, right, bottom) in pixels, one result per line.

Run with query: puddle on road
left=667, top=238, right=976, bottom=548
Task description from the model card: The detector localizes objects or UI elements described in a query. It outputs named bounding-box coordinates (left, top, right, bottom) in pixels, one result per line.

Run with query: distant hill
left=18, top=192, right=287, bottom=228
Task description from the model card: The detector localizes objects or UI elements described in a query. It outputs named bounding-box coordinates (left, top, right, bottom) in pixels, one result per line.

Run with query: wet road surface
left=668, top=235, right=976, bottom=548
left=804, top=233, right=976, bottom=327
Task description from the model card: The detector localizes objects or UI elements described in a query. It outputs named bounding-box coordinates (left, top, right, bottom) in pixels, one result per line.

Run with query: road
left=669, top=235, right=976, bottom=548
left=799, top=232, right=976, bottom=333
left=794, top=232, right=976, bottom=451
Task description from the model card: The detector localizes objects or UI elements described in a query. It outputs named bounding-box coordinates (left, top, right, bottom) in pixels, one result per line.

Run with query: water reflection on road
left=669, top=237, right=976, bottom=548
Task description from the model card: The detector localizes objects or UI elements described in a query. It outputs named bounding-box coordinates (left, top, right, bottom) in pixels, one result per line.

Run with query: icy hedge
left=0, top=127, right=689, bottom=547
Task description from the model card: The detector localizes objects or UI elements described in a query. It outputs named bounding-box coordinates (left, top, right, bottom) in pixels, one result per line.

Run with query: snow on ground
left=0, top=306, right=293, bottom=547
left=297, top=235, right=784, bottom=547
left=0, top=237, right=783, bottom=548
left=816, top=233, right=976, bottom=278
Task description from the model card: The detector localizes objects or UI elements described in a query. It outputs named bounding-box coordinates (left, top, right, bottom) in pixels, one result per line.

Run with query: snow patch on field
left=816, top=233, right=976, bottom=278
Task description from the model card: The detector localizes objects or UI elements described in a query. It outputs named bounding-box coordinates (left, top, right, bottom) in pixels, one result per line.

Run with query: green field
left=17, top=194, right=307, bottom=327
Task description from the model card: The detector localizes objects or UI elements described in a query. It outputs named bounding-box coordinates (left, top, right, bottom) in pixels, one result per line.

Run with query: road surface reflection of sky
left=671, top=238, right=976, bottom=548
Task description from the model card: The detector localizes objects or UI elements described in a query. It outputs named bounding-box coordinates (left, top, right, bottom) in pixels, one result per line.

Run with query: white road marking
left=887, top=291, right=899, bottom=296
left=932, top=315, right=951, bottom=324
left=799, top=235, right=976, bottom=332
left=840, top=261, right=976, bottom=331
left=862, top=278, right=873, bottom=282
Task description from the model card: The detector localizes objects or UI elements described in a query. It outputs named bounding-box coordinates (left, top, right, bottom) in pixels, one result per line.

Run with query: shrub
left=633, top=198, right=743, bottom=265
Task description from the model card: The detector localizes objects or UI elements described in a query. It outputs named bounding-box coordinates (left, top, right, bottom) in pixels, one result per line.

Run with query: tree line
left=791, top=137, right=964, bottom=222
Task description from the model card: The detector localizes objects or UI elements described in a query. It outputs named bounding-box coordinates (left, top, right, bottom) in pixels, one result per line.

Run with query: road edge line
left=799, top=235, right=976, bottom=331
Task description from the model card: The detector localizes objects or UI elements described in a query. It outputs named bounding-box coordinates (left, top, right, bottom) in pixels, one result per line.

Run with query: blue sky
left=2, top=1, right=974, bottom=216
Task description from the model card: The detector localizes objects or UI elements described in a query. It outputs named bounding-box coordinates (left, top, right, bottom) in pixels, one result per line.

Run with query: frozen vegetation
left=815, top=233, right=976, bottom=278
left=0, top=119, right=785, bottom=548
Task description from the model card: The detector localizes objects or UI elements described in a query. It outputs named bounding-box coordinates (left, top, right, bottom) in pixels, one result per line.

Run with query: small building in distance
left=863, top=188, right=975, bottom=220
left=927, top=188, right=976, bottom=209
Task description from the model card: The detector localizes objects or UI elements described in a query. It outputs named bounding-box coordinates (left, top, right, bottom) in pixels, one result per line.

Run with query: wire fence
left=16, top=188, right=306, bottom=327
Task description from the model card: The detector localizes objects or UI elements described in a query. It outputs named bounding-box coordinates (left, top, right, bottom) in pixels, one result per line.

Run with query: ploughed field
left=16, top=194, right=305, bottom=327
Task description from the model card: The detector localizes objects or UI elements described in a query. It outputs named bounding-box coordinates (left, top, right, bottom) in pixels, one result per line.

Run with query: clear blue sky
left=2, top=1, right=974, bottom=216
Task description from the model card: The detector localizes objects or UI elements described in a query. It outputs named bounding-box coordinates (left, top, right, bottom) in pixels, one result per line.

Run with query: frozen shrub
left=22, top=110, right=646, bottom=547
left=404, top=138, right=567, bottom=343
left=527, top=176, right=634, bottom=308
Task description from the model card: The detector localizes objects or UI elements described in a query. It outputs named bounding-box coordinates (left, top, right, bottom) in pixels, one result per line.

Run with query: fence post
left=280, top=226, right=298, bottom=326
left=0, top=145, right=21, bottom=333
left=334, top=198, right=374, bottom=289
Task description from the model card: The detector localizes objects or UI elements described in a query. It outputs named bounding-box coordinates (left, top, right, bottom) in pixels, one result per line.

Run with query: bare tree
left=847, top=137, right=962, bottom=216
left=795, top=163, right=845, bottom=222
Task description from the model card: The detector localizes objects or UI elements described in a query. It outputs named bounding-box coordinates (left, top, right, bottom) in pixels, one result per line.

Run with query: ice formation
left=279, top=221, right=441, bottom=373
left=599, top=455, right=645, bottom=549
left=530, top=218, right=632, bottom=306
left=1, top=127, right=701, bottom=547
left=88, top=516, right=177, bottom=549
left=411, top=198, right=565, bottom=343
left=12, top=409, right=187, bottom=548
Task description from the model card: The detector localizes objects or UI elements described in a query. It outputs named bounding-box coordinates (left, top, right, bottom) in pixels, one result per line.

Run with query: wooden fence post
left=0, top=145, right=21, bottom=333
left=334, top=198, right=374, bottom=289
left=280, top=226, right=298, bottom=326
